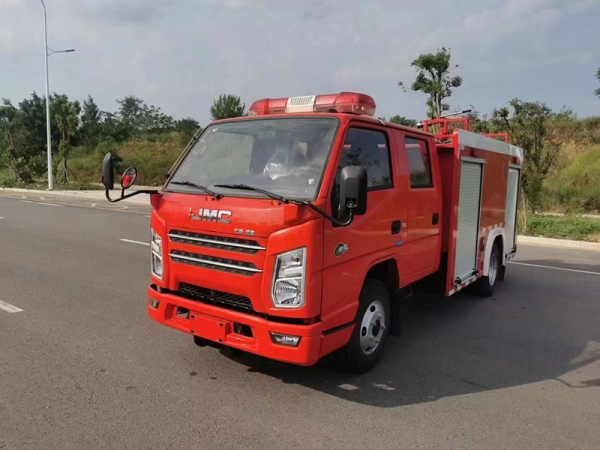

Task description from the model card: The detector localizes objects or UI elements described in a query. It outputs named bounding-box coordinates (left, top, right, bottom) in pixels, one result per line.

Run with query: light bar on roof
left=248, top=92, right=376, bottom=117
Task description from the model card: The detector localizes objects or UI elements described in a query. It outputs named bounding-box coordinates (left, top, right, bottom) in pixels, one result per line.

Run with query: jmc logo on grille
left=189, top=208, right=232, bottom=224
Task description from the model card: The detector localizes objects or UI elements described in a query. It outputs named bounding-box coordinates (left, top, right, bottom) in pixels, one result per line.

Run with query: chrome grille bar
left=170, top=250, right=262, bottom=275
left=168, top=232, right=264, bottom=251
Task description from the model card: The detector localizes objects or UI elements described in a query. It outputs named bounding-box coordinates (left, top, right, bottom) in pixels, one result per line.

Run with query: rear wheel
left=476, top=243, right=501, bottom=297
left=345, top=279, right=391, bottom=373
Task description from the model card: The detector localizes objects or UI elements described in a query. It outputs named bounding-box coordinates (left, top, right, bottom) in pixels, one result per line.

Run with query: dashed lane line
left=20, top=200, right=63, bottom=207
left=0, top=300, right=23, bottom=313
left=120, top=239, right=150, bottom=246
left=508, top=261, right=600, bottom=276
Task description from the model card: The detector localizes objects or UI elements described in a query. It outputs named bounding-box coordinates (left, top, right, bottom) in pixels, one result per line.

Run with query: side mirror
left=340, top=166, right=367, bottom=217
left=121, top=167, right=137, bottom=190
left=102, top=153, right=114, bottom=190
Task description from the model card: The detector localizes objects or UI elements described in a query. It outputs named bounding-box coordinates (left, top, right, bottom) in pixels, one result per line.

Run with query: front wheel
left=345, top=279, right=392, bottom=373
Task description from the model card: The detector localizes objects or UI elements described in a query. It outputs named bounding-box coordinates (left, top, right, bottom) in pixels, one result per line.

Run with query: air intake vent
left=170, top=250, right=261, bottom=276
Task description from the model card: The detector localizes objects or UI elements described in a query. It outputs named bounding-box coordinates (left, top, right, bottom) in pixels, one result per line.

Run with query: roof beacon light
left=248, top=92, right=376, bottom=117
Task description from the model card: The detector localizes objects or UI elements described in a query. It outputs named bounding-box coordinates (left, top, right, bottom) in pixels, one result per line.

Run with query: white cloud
left=0, top=0, right=21, bottom=7
left=566, top=0, right=600, bottom=13
left=462, top=0, right=561, bottom=42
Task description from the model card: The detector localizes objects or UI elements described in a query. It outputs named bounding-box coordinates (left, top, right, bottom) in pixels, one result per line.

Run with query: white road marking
left=509, top=261, right=600, bottom=276
left=120, top=239, right=150, bottom=246
left=0, top=300, right=23, bottom=313
left=373, top=383, right=396, bottom=391
left=20, top=200, right=63, bottom=207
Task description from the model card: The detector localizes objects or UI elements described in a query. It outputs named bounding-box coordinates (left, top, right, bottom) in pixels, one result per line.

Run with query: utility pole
left=40, top=0, right=74, bottom=190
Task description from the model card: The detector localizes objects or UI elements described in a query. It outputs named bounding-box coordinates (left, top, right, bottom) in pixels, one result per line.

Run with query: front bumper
left=147, top=286, right=324, bottom=366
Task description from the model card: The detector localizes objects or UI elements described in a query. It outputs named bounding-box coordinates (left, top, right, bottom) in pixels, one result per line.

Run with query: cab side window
left=331, top=127, right=392, bottom=220
left=336, top=128, right=392, bottom=190
left=405, top=136, right=433, bottom=188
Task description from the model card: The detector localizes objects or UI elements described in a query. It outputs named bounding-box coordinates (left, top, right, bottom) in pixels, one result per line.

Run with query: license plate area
left=190, top=313, right=228, bottom=343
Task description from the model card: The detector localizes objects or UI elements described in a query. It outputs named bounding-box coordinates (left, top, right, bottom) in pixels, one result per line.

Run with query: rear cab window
left=404, top=135, right=434, bottom=188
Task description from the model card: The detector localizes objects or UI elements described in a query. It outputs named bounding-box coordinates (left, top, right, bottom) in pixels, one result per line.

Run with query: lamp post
left=41, top=0, right=74, bottom=190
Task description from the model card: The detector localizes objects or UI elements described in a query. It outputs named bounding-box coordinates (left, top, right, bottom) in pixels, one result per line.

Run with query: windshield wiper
left=214, top=184, right=289, bottom=203
left=171, top=181, right=223, bottom=199
left=214, top=183, right=350, bottom=227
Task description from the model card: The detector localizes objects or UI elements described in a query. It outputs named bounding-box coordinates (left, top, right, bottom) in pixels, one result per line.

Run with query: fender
left=483, top=228, right=506, bottom=276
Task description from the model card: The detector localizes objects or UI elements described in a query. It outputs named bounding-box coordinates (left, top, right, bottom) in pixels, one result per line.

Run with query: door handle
left=432, top=213, right=439, bottom=225
left=391, top=220, right=401, bottom=235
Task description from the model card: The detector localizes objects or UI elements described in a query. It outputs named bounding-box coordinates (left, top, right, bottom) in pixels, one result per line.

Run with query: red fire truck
left=102, top=92, right=523, bottom=372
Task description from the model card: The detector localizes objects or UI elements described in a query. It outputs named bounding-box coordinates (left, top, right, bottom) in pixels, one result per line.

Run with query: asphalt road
left=1, top=195, right=599, bottom=450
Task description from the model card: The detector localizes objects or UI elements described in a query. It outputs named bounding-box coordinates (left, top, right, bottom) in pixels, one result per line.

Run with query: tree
left=0, top=99, right=45, bottom=182
left=595, top=67, right=600, bottom=98
left=398, top=47, right=463, bottom=119
left=51, top=94, right=81, bottom=180
left=79, top=95, right=103, bottom=149
left=18, top=92, right=59, bottom=153
left=210, top=94, right=246, bottom=120
left=490, top=98, right=574, bottom=210
left=388, top=115, right=418, bottom=127
left=175, top=117, right=201, bottom=140
left=115, top=95, right=175, bottom=135
left=52, top=94, right=81, bottom=146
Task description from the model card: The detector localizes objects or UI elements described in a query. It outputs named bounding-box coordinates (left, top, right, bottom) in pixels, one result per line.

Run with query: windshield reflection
left=167, top=117, right=339, bottom=200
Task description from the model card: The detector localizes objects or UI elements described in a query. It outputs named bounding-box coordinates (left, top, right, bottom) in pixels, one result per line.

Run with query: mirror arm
left=105, top=187, right=159, bottom=203
left=292, top=200, right=354, bottom=227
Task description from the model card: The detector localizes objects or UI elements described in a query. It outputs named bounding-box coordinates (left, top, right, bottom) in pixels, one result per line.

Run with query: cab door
left=321, top=123, right=408, bottom=329
left=399, top=133, right=442, bottom=279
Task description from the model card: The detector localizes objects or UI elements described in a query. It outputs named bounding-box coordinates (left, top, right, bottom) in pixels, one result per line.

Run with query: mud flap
left=389, top=290, right=402, bottom=336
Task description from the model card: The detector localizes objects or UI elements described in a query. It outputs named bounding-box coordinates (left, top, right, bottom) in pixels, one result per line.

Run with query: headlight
left=271, top=248, right=306, bottom=309
left=151, top=228, right=163, bottom=280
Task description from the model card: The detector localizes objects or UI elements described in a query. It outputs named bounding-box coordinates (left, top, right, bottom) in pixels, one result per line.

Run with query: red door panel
left=400, top=134, right=442, bottom=279
left=321, top=124, right=407, bottom=330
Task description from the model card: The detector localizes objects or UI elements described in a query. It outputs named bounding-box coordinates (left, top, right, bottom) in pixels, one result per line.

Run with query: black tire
left=345, top=279, right=392, bottom=373
left=476, top=243, right=501, bottom=297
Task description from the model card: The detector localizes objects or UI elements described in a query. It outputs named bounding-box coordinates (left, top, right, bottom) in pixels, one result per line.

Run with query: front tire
left=345, top=279, right=391, bottom=373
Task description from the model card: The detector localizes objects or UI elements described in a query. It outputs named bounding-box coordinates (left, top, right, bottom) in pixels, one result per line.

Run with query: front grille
left=178, top=283, right=257, bottom=316
left=169, top=230, right=264, bottom=255
left=170, top=250, right=261, bottom=277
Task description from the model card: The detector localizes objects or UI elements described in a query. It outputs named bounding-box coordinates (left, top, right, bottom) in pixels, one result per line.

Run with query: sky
left=1, top=0, right=599, bottom=125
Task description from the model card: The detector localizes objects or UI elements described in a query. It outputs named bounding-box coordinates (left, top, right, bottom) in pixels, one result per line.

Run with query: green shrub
left=542, top=145, right=600, bottom=213
left=525, top=215, right=600, bottom=242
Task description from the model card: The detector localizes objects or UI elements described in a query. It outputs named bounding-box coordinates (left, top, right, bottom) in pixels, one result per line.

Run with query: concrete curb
left=518, top=235, right=600, bottom=252
left=0, top=187, right=154, bottom=206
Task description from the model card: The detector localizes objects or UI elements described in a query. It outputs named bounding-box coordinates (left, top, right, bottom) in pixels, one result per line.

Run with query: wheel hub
left=360, top=300, right=386, bottom=355
left=489, top=251, right=498, bottom=286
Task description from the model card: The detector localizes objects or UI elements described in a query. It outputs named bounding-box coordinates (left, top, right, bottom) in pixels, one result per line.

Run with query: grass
left=541, top=145, right=600, bottom=214
left=0, top=173, right=103, bottom=190
left=523, top=215, right=600, bottom=242
left=67, top=133, right=187, bottom=186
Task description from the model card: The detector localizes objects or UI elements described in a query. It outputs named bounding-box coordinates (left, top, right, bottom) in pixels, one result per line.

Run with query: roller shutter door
left=454, top=161, right=483, bottom=283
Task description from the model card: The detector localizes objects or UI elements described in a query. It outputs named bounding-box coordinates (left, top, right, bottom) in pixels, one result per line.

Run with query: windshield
left=166, top=117, right=339, bottom=200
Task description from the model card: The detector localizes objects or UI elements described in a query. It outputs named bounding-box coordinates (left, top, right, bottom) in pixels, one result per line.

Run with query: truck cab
left=102, top=92, right=522, bottom=372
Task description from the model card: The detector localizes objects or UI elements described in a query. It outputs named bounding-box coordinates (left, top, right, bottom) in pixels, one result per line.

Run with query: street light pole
left=40, top=0, right=74, bottom=191
left=41, top=0, right=52, bottom=190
